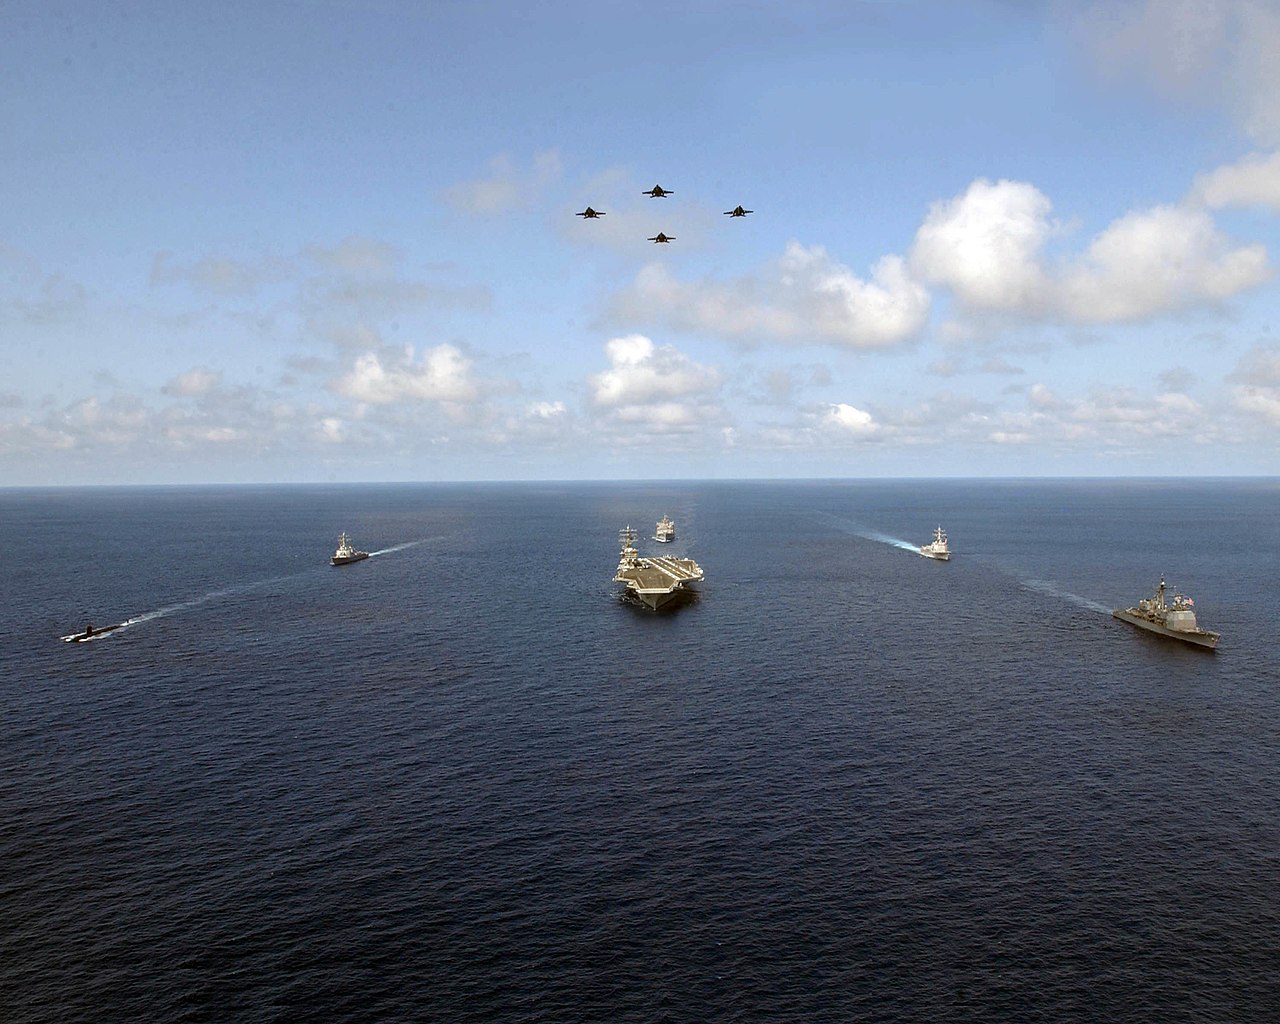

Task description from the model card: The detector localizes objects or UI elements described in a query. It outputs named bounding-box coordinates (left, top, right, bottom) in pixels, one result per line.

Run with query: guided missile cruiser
left=1113, top=575, right=1219, bottom=650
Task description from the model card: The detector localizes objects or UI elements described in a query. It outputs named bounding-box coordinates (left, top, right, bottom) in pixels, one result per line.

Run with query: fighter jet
left=643, top=185, right=674, bottom=198
left=648, top=232, right=675, bottom=243
left=575, top=207, right=606, bottom=218
left=724, top=206, right=753, bottom=217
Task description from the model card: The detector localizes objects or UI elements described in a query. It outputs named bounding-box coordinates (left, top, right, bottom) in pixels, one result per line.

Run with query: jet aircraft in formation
left=575, top=184, right=753, bottom=243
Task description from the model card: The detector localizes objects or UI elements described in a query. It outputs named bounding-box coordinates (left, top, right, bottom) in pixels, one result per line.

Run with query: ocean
left=2, top=479, right=1278, bottom=1022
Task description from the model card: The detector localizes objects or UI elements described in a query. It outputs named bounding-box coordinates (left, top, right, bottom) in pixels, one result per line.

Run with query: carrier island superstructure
left=613, top=526, right=703, bottom=610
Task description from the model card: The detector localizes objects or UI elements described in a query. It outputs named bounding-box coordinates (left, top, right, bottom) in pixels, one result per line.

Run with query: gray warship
left=919, top=525, right=950, bottom=560
left=613, top=525, right=703, bottom=610
left=1112, top=576, right=1219, bottom=650
left=331, top=532, right=369, bottom=566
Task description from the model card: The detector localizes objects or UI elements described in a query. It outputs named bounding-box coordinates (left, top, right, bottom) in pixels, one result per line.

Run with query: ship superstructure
left=331, top=532, right=370, bottom=566
left=613, top=525, right=703, bottom=610
left=919, top=526, right=950, bottom=561
left=1113, top=576, right=1218, bottom=650
left=655, top=515, right=676, bottom=543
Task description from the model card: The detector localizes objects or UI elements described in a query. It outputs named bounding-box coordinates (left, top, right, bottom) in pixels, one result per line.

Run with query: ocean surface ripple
left=3, top=480, right=1278, bottom=1022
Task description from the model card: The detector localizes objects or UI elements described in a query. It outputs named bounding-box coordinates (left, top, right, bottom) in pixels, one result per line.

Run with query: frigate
left=1113, top=576, right=1219, bottom=650
left=613, top=526, right=702, bottom=610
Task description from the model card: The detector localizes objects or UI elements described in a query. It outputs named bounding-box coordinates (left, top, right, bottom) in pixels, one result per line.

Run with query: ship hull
left=331, top=552, right=370, bottom=566
left=61, top=622, right=125, bottom=643
left=1112, top=609, right=1218, bottom=650
left=919, top=550, right=950, bottom=561
left=627, top=586, right=695, bottom=611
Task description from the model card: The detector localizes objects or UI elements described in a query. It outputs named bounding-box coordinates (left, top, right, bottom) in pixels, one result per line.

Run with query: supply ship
left=1112, top=576, right=1219, bottom=650
left=919, top=526, right=950, bottom=561
left=655, top=515, right=676, bottom=543
left=331, top=532, right=370, bottom=566
left=613, top=526, right=703, bottom=610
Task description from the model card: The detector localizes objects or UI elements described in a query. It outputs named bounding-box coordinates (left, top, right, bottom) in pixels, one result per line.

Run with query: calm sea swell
left=2, top=480, right=1278, bottom=1022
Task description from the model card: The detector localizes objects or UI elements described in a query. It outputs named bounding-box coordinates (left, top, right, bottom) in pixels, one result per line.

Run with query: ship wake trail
left=110, top=571, right=318, bottom=635
left=369, top=537, right=437, bottom=557
left=814, top=512, right=919, bottom=552
left=1018, top=576, right=1110, bottom=614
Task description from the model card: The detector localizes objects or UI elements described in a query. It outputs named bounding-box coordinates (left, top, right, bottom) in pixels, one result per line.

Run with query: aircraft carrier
left=613, top=526, right=703, bottom=610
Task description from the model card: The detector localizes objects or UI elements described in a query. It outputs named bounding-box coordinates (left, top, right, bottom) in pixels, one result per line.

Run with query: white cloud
left=590, top=335, right=720, bottom=407
left=1059, top=203, right=1270, bottom=320
left=911, top=179, right=1054, bottom=312
left=333, top=344, right=481, bottom=405
left=163, top=367, right=222, bottom=397
left=826, top=403, right=880, bottom=438
left=611, top=243, right=930, bottom=349
left=527, top=400, right=566, bottom=419
left=1194, top=150, right=1280, bottom=210
left=318, top=417, right=345, bottom=443
left=200, top=427, right=244, bottom=443
left=912, top=178, right=1270, bottom=323
left=588, top=335, right=722, bottom=437
left=443, top=149, right=562, bottom=215
left=1077, top=1, right=1280, bottom=146
left=1229, top=343, right=1280, bottom=425
left=1235, top=387, right=1280, bottom=423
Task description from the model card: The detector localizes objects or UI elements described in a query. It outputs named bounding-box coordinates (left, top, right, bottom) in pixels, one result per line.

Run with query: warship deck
left=613, top=527, right=703, bottom=610
left=1112, top=608, right=1219, bottom=649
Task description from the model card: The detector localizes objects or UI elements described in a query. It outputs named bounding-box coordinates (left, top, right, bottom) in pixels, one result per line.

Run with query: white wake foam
left=1018, top=577, right=1110, bottom=614
left=368, top=537, right=436, bottom=556
left=62, top=537, right=435, bottom=642
left=815, top=513, right=921, bottom=553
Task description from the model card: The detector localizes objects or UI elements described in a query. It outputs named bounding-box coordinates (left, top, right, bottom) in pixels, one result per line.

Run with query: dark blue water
left=3, top=480, right=1278, bottom=1023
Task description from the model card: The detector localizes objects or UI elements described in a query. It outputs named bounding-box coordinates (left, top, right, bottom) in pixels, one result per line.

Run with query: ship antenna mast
left=618, top=525, right=640, bottom=568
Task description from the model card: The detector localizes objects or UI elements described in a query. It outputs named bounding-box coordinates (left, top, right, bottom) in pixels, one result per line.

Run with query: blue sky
left=3, top=0, right=1279, bottom=484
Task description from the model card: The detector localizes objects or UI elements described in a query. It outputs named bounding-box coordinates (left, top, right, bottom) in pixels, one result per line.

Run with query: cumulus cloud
left=1194, top=149, right=1280, bottom=210
left=317, top=417, right=346, bottom=443
left=332, top=344, right=481, bottom=406
left=443, top=149, right=562, bottom=215
left=912, top=179, right=1054, bottom=312
left=611, top=243, right=930, bottom=349
left=1059, top=203, right=1270, bottom=320
left=825, top=403, right=880, bottom=438
left=591, top=335, right=720, bottom=406
left=163, top=367, right=222, bottom=397
left=588, top=335, right=722, bottom=436
left=912, top=178, right=1270, bottom=323
left=527, top=400, right=566, bottom=419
